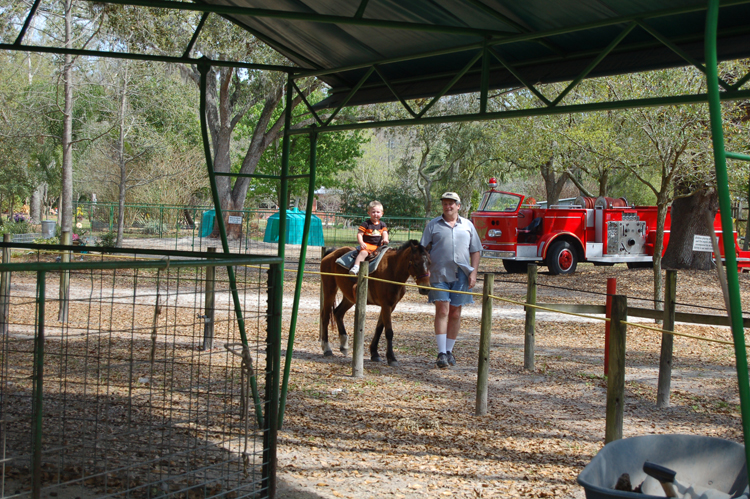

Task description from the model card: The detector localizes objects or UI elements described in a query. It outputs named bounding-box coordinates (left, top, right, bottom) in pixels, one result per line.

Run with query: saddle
left=335, top=244, right=392, bottom=273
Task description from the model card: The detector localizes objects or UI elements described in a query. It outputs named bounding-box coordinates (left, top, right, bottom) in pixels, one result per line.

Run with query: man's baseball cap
left=440, top=192, right=461, bottom=203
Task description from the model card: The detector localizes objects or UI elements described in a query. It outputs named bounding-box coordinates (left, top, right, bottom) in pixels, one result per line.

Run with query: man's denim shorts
left=428, top=270, right=474, bottom=306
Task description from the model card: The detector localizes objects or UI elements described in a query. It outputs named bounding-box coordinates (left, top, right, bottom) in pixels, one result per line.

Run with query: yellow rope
left=12, top=252, right=738, bottom=347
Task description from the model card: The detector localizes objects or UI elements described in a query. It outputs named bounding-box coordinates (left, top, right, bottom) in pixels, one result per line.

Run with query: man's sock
left=436, top=334, right=447, bottom=354
left=446, top=338, right=456, bottom=353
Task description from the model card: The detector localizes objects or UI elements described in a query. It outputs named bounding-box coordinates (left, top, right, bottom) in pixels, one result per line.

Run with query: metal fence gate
left=0, top=245, right=279, bottom=499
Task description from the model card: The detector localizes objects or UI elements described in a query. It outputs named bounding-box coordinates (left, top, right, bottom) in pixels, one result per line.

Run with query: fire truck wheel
left=546, top=241, right=578, bottom=275
left=502, top=259, right=529, bottom=274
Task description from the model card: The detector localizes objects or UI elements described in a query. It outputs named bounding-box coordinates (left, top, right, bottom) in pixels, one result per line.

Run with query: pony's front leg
left=381, top=308, right=398, bottom=367
left=369, top=317, right=385, bottom=363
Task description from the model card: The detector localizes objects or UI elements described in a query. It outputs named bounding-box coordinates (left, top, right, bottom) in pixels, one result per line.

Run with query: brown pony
left=320, top=240, right=432, bottom=366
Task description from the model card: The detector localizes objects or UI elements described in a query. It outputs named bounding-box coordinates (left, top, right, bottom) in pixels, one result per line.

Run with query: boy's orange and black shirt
left=359, top=219, right=388, bottom=248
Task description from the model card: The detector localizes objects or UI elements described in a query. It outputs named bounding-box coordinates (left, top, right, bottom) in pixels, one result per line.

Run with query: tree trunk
left=30, top=183, right=45, bottom=223
left=59, top=0, right=74, bottom=234
left=651, top=199, right=669, bottom=311
left=541, top=157, right=569, bottom=206
left=662, top=189, right=719, bottom=270
left=115, top=66, right=128, bottom=248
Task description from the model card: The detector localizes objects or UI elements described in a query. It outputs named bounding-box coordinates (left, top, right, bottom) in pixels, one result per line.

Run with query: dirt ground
left=274, top=260, right=748, bottom=499
left=2, top=251, right=747, bottom=499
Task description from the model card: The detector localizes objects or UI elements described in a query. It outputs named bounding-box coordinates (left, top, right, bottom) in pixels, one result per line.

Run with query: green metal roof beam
left=551, top=22, right=636, bottom=106
left=462, top=0, right=565, bottom=56
left=418, top=49, right=484, bottom=118
left=292, top=80, right=323, bottom=125
left=354, top=0, right=370, bottom=19
left=89, top=0, right=515, bottom=38
left=324, top=66, right=375, bottom=125
left=489, top=48, right=552, bottom=107
left=727, top=152, right=750, bottom=161
left=183, top=11, right=209, bottom=58
left=372, top=65, right=418, bottom=118
left=318, top=24, right=750, bottom=98
left=287, top=88, right=750, bottom=135
left=14, top=0, right=42, bottom=46
left=295, top=0, right=750, bottom=79
left=0, top=43, right=295, bottom=72
left=636, top=20, right=732, bottom=91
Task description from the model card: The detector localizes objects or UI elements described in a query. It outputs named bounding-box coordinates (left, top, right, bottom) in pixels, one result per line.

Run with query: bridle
left=408, top=257, right=430, bottom=280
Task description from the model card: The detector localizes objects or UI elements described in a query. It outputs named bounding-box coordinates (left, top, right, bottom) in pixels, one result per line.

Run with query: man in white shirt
left=420, top=192, right=481, bottom=368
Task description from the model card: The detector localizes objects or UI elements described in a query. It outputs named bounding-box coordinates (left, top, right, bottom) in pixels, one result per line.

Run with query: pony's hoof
left=340, top=347, right=349, bottom=356
left=370, top=355, right=382, bottom=363
left=387, top=359, right=399, bottom=367
left=323, top=350, right=334, bottom=357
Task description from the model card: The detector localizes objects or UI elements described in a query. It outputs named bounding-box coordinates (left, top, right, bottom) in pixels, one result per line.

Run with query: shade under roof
left=204, top=1, right=750, bottom=108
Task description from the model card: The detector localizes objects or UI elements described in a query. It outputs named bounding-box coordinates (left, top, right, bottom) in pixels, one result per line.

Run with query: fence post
left=476, top=274, right=493, bottom=416
left=605, top=278, right=617, bottom=375
left=32, top=271, right=46, bottom=499
left=202, top=247, right=216, bottom=350
left=656, top=270, right=677, bottom=408
left=1, top=234, right=11, bottom=337
left=352, top=264, right=368, bottom=378
left=58, top=231, right=70, bottom=322
left=605, top=294, right=627, bottom=443
left=524, top=264, right=537, bottom=371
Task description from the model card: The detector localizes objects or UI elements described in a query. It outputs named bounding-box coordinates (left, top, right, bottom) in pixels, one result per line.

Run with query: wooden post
left=524, top=264, right=537, bottom=371
left=1, top=234, right=11, bottom=337
left=476, top=274, right=493, bottom=416
left=319, top=246, right=328, bottom=341
left=605, top=294, right=627, bottom=443
left=202, top=247, right=216, bottom=350
left=58, top=231, right=70, bottom=322
left=604, top=278, right=616, bottom=375
left=656, top=270, right=677, bottom=408
left=351, top=264, right=368, bottom=378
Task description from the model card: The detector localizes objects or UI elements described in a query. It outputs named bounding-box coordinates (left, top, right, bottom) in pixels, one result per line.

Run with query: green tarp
left=263, top=208, right=325, bottom=246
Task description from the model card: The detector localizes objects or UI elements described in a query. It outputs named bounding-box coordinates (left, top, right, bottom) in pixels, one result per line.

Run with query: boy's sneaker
left=349, top=265, right=360, bottom=275
left=446, top=351, right=456, bottom=366
left=436, top=352, right=449, bottom=369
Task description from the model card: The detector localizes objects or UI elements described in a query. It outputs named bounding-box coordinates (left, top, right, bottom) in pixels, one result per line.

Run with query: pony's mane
left=397, top=240, right=423, bottom=252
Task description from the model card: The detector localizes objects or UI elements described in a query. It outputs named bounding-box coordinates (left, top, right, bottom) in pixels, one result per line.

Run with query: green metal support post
left=705, top=0, right=750, bottom=471
left=197, top=57, right=263, bottom=429
left=32, top=271, right=45, bottom=499
left=264, top=70, right=295, bottom=499
left=279, top=125, right=317, bottom=428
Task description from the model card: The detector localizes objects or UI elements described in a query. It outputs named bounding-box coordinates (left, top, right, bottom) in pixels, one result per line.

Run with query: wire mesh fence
left=67, top=202, right=430, bottom=256
left=0, top=246, right=278, bottom=499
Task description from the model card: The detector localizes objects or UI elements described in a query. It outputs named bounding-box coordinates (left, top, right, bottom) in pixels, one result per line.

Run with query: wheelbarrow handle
left=643, top=462, right=678, bottom=498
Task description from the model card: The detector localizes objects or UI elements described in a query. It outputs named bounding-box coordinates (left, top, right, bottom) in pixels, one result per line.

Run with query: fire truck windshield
left=479, top=192, right=523, bottom=212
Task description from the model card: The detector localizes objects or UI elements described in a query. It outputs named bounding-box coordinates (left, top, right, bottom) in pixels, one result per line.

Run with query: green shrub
left=143, top=220, right=162, bottom=235
left=32, top=236, right=60, bottom=245
left=0, top=220, right=34, bottom=235
left=97, top=231, right=117, bottom=247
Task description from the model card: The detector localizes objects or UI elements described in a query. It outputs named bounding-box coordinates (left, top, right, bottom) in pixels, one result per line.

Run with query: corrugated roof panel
left=199, top=0, right=750, bottom=107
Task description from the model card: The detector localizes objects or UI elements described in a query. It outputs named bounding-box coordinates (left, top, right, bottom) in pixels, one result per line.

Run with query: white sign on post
left=228, top=215, right=243, bottom=225
left=692, top=235, right=714, bottom=253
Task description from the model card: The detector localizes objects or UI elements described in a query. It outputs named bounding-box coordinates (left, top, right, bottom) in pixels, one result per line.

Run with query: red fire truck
left=470, top=178, right=750, bottom=275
